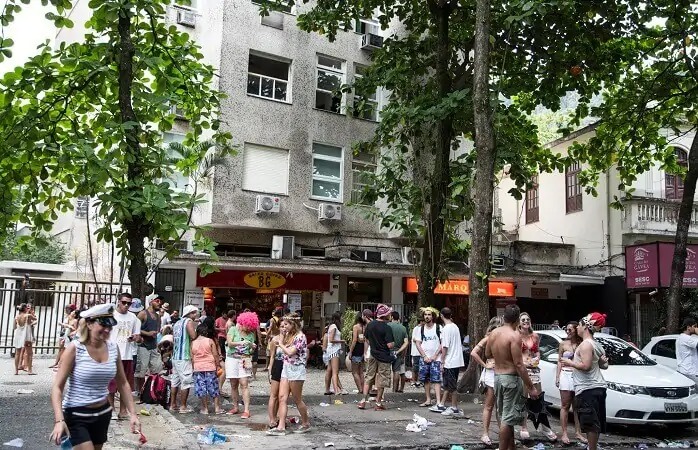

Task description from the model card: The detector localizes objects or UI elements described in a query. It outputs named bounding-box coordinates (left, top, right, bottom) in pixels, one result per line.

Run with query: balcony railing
left=622, top=197, right=698, bottom=236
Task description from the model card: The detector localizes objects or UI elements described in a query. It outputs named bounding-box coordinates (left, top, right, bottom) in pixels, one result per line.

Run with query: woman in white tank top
left=50, top=304, right=141, bottom=448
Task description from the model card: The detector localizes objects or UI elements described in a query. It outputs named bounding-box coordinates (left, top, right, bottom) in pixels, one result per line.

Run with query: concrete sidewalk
left=105, top=369, right=696, bottom=449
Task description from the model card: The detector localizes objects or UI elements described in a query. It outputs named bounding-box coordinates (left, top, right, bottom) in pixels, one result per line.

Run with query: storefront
left=196, top=269, right=330, bottom=331
left=403, top=278, right=516, bottom=329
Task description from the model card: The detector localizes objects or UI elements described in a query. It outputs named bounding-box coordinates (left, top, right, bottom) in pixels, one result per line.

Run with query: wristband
left=55, top=419, right=64, bottom=424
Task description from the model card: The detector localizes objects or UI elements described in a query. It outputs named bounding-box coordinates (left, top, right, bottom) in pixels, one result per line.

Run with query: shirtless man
left=486, top=305, right=539, bottom=450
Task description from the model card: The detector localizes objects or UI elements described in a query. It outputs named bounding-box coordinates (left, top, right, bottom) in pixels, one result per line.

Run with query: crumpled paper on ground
left=2, top=439, right=24, bottom=447
left=406, top=413, right=435, bottom=432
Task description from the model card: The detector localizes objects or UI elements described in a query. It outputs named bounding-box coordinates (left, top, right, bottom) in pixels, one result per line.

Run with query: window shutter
left=242, top=144, right=289, bottom=195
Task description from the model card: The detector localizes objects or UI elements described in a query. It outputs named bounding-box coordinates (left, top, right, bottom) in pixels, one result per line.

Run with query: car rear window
left=598, top=337, right=656, bottom=366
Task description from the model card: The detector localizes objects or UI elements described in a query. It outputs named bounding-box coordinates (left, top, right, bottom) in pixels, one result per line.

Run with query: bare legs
left=481, top=386, right=497, bottom=443
left=238, top=377, right=251, bottom=413
left=24, top=343, right=34, bottom=374
left=559, top=390, right=585, bottom=442
left=276, top=379, right=309, bottom=431
left=268, top=380, right=280, bottom=426
left=14, top=347, right=23, bottom=375
left=324, top=357, right=342, bottom=394
left=424, top=382, right=441, bottom=406
left=351, top=361, right=364, bottom=392
left=229, top=379, right=240, bottom=412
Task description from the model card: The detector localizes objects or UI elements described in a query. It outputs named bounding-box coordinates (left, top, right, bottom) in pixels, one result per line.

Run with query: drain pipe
left=606, top=170, right=613, bottom=276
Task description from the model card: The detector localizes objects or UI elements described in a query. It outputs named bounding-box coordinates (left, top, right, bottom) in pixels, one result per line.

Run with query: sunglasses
left=566, top=328, right=574, bottom=332
left=520, top=318, right=531, bottom=323
left=93, top=316, right=117, bottom=327
left=120, top=301, right=132, bottom=306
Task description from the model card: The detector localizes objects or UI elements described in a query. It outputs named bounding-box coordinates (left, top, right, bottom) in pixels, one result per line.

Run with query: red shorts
left=108, top=359, right=135, bottom=394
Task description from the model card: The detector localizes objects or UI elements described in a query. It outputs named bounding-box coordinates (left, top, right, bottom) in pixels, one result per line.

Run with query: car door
left=648, top=338, right=677, bottom=369
left=538, top=333, right=562, bottom=407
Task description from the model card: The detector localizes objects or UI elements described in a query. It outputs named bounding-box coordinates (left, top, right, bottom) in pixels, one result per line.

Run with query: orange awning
left=404, top=278, right=515, bottom=297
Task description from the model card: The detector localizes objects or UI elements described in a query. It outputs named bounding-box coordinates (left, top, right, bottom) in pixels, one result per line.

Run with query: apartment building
left=496, top=123, right=698, bottom=345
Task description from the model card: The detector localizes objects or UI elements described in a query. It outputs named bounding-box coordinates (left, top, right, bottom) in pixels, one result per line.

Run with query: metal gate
left=0, top=275, right=130, bottom=354
left=154, top=268, right=186, bottom=313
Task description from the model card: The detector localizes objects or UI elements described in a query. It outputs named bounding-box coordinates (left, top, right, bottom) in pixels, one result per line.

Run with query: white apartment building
left=497, top=122, right=698, bottom=345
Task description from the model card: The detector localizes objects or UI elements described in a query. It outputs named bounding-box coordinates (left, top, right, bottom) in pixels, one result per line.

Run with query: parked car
left=641, top=335, right=680, bottom=370
left=537, top=330, right=698, bottom=426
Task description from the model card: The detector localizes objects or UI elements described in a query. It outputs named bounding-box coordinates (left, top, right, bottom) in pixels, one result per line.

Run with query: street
left=2, top=357, right=696, bottom=450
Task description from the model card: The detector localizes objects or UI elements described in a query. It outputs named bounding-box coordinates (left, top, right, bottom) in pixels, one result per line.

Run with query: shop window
left=665, top=147, right=688, bottom=200
left=347, top=277, right=383, bottom=308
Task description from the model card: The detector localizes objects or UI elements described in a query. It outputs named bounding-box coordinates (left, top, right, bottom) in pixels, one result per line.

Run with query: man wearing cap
left=160, top=302, right=171, bottom=329
left=108, top=293, right=141, bottom=420
left=135, top=297, right=163, bottom=392
left=561, top=312, right=609, bottom=450
left=170, top=305, right=198, bottom=412
left=677, top=317, right=698, bottom=386
left=358, top=304, right=394, bottom=411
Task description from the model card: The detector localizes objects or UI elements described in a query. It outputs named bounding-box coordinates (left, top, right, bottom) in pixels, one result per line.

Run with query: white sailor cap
left=81, top=303, right=118, bottom=327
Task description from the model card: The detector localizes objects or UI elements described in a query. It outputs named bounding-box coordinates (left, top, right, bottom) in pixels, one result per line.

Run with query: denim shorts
left=418, top=358, right=442, bottom=383
left=351, top=355, right=364, bottom=364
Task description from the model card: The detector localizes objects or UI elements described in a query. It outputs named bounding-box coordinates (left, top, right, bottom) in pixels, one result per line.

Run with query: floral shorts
left=193, top=371, right=219, bottom=398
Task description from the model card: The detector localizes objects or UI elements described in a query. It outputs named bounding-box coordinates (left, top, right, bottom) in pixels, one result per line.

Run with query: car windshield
left=597, top=337, right=656, bottom=366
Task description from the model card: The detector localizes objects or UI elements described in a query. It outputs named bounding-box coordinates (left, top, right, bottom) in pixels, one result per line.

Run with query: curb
left=109, top=406, right=201, bottom=450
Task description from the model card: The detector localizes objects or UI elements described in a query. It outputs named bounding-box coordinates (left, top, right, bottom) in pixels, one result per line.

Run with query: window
left=242, top=143, right=289, bottom=195
left=175, top=0, right=198, bottom=9
left=351, top=152, right=376, bottom=204
left=598, top=337, right=656, bottom=366
left=539, top=334, right=560, bottom=362
left=252, top=0, right=293, bottom=13
left=311, top=143, right=343, bottom=201
left=565, top=161, right=582, bottom=213
left=75, top=197, right=89, bottom=219
left=315, top=55, right=345, bottom=113
left=665, top=147, right=688, bottom=200
left=353, top=65, right=378, bottom=121
left=247, top=52, right=291, bottom=103
left=163, top=133, right=189, bottom=190
left=355, top=17, right=380, bottom=35
left=651, top=339, right=676, bottom=359
left=525, top=176, right=539, bottom=224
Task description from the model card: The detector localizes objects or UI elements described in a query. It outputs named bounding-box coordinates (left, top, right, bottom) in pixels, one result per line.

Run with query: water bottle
left=60, top=436, right=73, bottom=449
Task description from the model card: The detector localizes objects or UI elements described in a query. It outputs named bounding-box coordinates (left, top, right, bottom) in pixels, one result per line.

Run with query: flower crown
left=420, top=306, right=440, bottom=318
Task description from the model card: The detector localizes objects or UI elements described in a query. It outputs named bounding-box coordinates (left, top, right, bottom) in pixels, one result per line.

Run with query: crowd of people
left=43, top=290, right=615, bottom=449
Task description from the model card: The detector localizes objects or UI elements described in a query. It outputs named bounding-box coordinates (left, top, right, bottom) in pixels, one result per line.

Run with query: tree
left=260, top=0, right=644, bottom=388
left=1, top=234, right=68, bottom=265
left=570, top=0, right=698, bottom=333
left=0, top=0, right=231, bottom=298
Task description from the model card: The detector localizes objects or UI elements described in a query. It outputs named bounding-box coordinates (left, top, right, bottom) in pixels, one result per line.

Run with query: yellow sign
left=244, top=271, right=286, bottom=290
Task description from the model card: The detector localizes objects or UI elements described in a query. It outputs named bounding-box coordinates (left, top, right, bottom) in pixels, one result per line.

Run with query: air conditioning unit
left=271, top=235, right=294, bottom=260
left=360, top=33, right=384, bottom=51
left=401, top=247, right=422, bottom=265
left=318, top=203, right=342, bottom=221
left=169, top=104, right=186, bottom=119
left=260, top=11, right=284, bottom=30
left=255, top=195, right=280, bottom=214
left=176, top=9, right=196, bottom=28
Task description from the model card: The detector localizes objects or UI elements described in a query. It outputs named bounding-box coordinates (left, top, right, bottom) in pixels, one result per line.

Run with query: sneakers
left=429, top=404, right=447, bottom=413
left=266, top=428, right=288, bottom=436
left=441, top=407, right=464, bottom=417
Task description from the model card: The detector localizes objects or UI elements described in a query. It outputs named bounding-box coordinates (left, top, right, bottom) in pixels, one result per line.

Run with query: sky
left=0, top=2, right=56, bottom=75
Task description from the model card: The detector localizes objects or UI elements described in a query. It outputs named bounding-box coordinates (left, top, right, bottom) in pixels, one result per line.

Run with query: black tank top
left=352, top=325, right=365, bottom=357
left=140, top=310, right=159, bottom=350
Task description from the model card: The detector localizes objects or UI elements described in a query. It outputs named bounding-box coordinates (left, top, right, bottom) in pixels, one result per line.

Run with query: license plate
left=664, top=403, right=688, bottom=413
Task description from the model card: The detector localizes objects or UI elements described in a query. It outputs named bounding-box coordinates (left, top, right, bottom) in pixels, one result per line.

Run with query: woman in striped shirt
left=50, top=304, right=140, bottom=448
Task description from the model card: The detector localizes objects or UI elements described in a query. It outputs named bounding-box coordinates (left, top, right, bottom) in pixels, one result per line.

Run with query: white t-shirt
left=411, top=326, right=421, bottom=356
left=325, top=324, right=342, bottom=357
left=160, top=312, right=171, bottom=328
left=677, top=333, right=698, bottom=375
left=416, top=323, right=441, bottom=359
left=109, top=311, right=141, bottom=361
left=441, top=323, right=464, bottom=369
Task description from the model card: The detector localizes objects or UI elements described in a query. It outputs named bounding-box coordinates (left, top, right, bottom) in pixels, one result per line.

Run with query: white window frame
left=355, top=17, right=381, bottom=35
left=174, top=0, right=198, bottom=10
left=162, top=132, right=189, bottom=192
left=315, top=55, right=346, bottom=114
left=247, top=51, right=292, bottom=104
left=351, top=155, right=377, bottom=205
left=241, top=143, right=290, bottom=195
left=311, top=143, right=344, bottom=202
left=353, top=67, right=379, bottom=121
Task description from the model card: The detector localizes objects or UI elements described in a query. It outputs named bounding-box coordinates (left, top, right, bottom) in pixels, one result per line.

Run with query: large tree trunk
left=665, top=133, right=698, bottom=333
left=117, top=9, right=149, bottom=300
left=416, top=2, right=454, bottom=309
left=463, top=0, right=495, bottom=391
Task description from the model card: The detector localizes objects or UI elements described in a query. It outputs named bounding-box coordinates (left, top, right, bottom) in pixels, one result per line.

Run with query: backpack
left=421, top=323, right=441, bottom=342
left=140, top=373, right=171, bottom=409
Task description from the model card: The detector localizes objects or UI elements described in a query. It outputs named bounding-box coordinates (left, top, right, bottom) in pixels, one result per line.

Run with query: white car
left=642, top=335, right=680, bottom=370
left=537, top=330, right=698, bottom=426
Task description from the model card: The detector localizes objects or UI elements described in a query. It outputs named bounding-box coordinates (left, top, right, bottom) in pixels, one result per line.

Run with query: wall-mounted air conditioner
left=271, top=235, right=294, bottom=260
left=401, top=247, right=422, bottom=265
left=260, top=11, right=284, bottom=29
left=318, top=203, right=342, bottom=222
left=255, top=195, right=280, bottom=214
left=177, top=9, right=196, bottom=28
left=360, top=33, right=384, bottom=51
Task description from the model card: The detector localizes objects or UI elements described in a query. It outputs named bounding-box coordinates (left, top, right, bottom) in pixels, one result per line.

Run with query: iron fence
left=0, top=275, right=130, bottom=355
left=323, top=302, right=417, bottom=321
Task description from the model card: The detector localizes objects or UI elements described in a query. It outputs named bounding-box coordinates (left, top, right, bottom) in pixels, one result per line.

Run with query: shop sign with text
left=404, top=278, right=515, bottom=297
left=243, top=271, right=287, bottom=289
left=626, top=242, right=698, bottom=289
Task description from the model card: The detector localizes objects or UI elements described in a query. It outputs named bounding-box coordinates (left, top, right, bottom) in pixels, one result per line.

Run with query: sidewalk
left=105, top=369, right=691, bottom=450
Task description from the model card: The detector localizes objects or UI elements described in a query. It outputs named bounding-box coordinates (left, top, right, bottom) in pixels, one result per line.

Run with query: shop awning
left=404, top=278, right=515, bottom=297
left=197, top=269, right=331, bottom=291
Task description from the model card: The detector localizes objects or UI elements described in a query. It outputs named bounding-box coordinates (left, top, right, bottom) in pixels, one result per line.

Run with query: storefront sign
left=197, top=269, right=330, bottom=291
left=626, top=242, right=698, bottom=288
left=243, top=271, right=286, bottom=289
left=403, top=278, right=515, bottom=297
left=185, top=289, right=204, bottom=308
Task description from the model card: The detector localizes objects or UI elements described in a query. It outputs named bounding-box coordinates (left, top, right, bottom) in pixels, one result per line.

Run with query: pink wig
left=236, top=311, right=260, bottom=331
